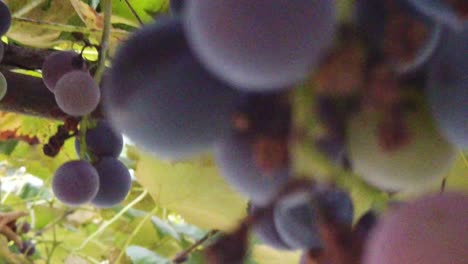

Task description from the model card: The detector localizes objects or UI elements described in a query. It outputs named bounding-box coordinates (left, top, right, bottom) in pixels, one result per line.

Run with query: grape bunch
left=41, top=0, right=467, bottom=262
left=42, top=51, right=100, bottom=116
left=51, top=120, right=130, bottom=208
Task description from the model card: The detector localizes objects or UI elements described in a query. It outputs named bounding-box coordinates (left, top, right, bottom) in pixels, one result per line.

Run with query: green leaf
left=112, top=0, right=168, bottom=26
left=135, top=152, right=248, bottom=231
left=151, top=216, right=181, bottom=241
left=126, top=246, right=171, bottom=264
left=0, top=140, right=18, bottom=155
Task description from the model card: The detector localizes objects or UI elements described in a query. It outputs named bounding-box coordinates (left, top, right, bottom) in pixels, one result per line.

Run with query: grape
left=42, top=51, right=87, bottom=91
left=249, top=205, right=290, bottom=250
left=353, top=211, right=378, bottom=241
left=170, top=0, right=184, bottom=15
left=20, top=240, right=35, bottom=257
left=363, top=192, right=468, bottom=264
left=406, top=0, right=464, bottom=29
left=54, top=71, right=101, bottom=116
left=426, top=27, right=468, bottom=149
left=91, top=157, right=132, bottom=208
left=183, top=0, right=336, bottom=90
left=103, top=17, right=239, bottom=159
left=347, top=109, right=456, bottom=191
left=16, top=221, right=31, bottom=234
left=0, top=1, right=11, bottom=36
left=52, top=160, right=99, bottom=206
left=75, top=120, right=123, bottom=158
left=312, top=185, right=354, bottom=228
left=355, top=0, right=443, bottom=74
left=215, top=133, right=290, bottom=206
left=273, top=190, right=322, bottom=250
left=0, top=72, right=6, bottom=101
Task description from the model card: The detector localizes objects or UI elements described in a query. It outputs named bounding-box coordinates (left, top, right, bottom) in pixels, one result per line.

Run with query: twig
left=75, top=190, right=148, bottom=251
left=440, top=177, right=447, bottom=193
left=93, top=0, right=112, bottom=85
left=114, top=206, right=159, bottom=263
left=124, top=0, right=144, bottom=26
left=172, top=230, right=219, bottom=263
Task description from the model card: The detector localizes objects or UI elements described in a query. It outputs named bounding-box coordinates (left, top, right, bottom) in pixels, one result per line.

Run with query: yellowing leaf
left=5, top=0, right=78, bottom=47
left=69, top=0, right=103, bottom=30
left=135, top=152, right=247, bottom=231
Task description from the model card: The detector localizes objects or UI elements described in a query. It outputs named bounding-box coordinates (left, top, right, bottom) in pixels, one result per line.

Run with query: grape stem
left=93, top=0, right=112, bottom=85
left=172, top=230, right=219, bottom=263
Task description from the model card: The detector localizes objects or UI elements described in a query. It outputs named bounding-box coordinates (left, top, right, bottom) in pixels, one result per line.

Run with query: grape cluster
left=51, top=120, right=130, bottom=208
left=42, top=51, right=100, bottom=116
left=0, top=1, right=11, bottom=102
left=41, top=0, right=466, bottom=262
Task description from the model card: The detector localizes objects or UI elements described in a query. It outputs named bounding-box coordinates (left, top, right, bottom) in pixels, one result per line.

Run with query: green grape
left=347, top=109, right=456, bottom=191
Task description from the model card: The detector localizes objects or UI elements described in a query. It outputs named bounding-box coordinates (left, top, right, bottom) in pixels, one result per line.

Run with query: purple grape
left=352, top=210, right=378, bottom=244
left=91, top=157, right=132, bottom=208
left=249, top=205, right=290, bottom=250
left=75, top=120, right=123, bottom=158
left=273, top=190, right=323, bottom=250
left=52, top=160, right=99, bottom=206
left=312, top=185, right=354, bottom=228
left=42, top=51, right=87, bottom=91
left=54, top=71, right=101, bottom=116
left=20, top=240, right=35, bottom=257
left=0, top=1, right=11, bottom=36
left=363, top=192, right=468, bottom=264
left=355, top=0, right=443, bottom=74
left=170, top=0, right=184, bottom=15
left=17, top=221, right=31, bottom=234
left=103, top=17, right=239, bottom=159
left=183, top=0, right=336, bottom=90
left=406, top=0, right=464, bottom=29
left=215, top=133, right=290, bottom=206
left=426, top=27, right=468, bottom=149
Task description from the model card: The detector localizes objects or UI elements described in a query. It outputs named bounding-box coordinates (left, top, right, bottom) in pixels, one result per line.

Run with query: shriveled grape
left=54, top=71, right=100, bottom=116
left=91, top=157, right=132, bottom=208
left=183, top=0, right=337, bottom=90
left=52, top=160, right=99, bottom=206
left=42, top=51, right=87, bottom=91
left=76, top=120, right=123, bottom=158
left=347, top=109, right=456, bottom=191
left=0, top=1, right=11, bottom=36
left=363, top=192, right=468, bottom=264
left=104, top=17, right=239, bottom=159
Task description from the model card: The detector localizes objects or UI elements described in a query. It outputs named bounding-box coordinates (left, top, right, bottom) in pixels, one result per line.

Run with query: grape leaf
left=135, top=151, right=248, bottom=231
